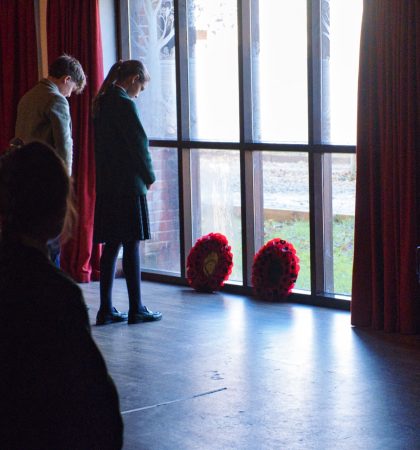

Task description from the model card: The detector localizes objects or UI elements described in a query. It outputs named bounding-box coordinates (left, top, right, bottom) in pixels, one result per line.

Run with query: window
left=187, top=0, right=239, bottom=141
left=141, top=147, right=180, bottom=275
left=191, top=149, right=242, bottom=282
left=321, top=0, right=363, bottom=144
left=120, top=0, right=363, bottom=304
left=330, top=154, right=356, bottom=295
left=251, top=0, right=308, bottom=143
left=129, top=0, right=177, bottom=139
left=258, top=151, right=310, bottom=291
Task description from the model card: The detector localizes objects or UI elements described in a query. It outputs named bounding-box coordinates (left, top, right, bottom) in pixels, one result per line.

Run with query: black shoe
left=96, top=307, right=128, bottom=326
left=128, top=307, right=162, bottom=324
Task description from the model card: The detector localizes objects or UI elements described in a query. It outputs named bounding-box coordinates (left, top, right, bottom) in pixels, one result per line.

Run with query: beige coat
left=15, top=78, right=73, bottom=173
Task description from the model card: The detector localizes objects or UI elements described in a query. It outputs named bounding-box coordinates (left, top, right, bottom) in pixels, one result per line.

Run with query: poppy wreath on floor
left=187, top=233, right=234, bottom=292
left=252, top=238, right=300, bottom=301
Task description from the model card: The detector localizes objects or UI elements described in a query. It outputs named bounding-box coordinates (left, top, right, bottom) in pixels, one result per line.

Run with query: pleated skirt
left=93, top=194, right=151, bottom=243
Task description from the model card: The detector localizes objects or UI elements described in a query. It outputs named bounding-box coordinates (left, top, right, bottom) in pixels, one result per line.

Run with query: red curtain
left=351, top=1, right=420, bottom=333
left=0, top=0, right=38, bottom=153
left=47, top=0, right=103, bottom=282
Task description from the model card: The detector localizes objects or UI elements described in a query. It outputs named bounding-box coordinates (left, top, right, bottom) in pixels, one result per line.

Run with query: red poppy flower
left=187, top=233, right=234, bottom=292
left=252, top=238, right=300, bottom=300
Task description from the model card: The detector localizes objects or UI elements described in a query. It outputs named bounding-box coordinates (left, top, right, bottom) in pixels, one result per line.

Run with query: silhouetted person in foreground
left=0, top=142, right=123, bottom=449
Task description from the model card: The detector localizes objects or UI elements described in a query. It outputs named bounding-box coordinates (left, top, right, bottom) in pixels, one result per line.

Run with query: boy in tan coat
left=14, top=54, right=86, bottom=265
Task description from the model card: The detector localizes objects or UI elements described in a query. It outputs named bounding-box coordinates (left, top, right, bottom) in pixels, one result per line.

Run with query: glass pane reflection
left=187, top=0, right=239, bottom=141
left=141, top=147, right=180, bottom=274
left=129, top=0, right=177, bottom=139
left=191, top=149, right=242, bottom=282
left=330, top=154, right=355, bottom=295
left=321, top=0, right=363, bottom=144
left=251, top=0, right=308, bottom=143
left=258, top=151, right=310, bottom=291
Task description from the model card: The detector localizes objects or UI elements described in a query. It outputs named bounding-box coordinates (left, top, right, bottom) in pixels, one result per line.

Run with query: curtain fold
left=47, top=0, right=103, bottom=282
left=0, top=0, right=38, bottom=153
left=351, top=0, right=420, bottom=333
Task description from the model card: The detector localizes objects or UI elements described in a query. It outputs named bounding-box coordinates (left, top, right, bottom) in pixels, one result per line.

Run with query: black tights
left=99, top=240, right=143, bottom=314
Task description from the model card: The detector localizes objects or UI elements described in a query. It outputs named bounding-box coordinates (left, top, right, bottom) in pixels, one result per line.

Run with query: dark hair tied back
left=91, top=59, right=150, bottom=118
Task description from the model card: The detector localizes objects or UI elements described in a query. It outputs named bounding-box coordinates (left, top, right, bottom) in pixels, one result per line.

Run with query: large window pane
left=191, top=150, right=242, bottom=282
left=251, top=1, right=308, bottom=143
left=187, top=0, right=239, bottom=141
left=256, top=152, right=310, bottom=291
left=321, top=0, right=363, bottom=144
left=120, top=1, right=361, bottom=301
left=129, top=0, right=177, bottom=139
left=141, top=147, right=180, bottom=274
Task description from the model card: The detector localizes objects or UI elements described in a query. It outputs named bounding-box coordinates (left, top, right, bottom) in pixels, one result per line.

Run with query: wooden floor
left=81, top=279, right=420, bottom=450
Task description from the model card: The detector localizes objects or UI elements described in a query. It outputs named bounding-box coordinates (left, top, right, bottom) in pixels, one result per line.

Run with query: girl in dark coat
left=92, top=60, right=162, bottom=325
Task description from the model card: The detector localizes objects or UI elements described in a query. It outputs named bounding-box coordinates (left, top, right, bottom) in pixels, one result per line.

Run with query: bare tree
left=130, top=1, right=175, bottom=137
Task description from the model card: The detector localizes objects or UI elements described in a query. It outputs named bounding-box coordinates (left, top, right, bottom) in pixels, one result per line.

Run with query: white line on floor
left=121, top=387, right=228, bottom=415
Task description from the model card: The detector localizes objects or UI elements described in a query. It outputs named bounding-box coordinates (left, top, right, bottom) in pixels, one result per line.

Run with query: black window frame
left=115, top=0, right=357, bottom=310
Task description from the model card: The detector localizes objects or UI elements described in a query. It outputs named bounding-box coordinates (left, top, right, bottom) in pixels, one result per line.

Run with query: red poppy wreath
left=187, top=233, right=234, bottom=292
left=252, top=238, right=300, bottom=301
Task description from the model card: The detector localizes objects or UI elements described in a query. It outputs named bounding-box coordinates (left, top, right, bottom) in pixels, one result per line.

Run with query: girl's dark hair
left=0, top=142, right=76, bottom=241
left=92, top=59, right=150, bottom=117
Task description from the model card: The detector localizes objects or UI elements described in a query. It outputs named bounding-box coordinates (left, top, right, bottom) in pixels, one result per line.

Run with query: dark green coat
left=94, top=85, right=155, bottom=197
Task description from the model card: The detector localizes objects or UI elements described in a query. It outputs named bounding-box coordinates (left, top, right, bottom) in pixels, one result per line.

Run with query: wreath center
left=187, top=233, right=233, bottom=292
left=268, top=257, right=283, bottom=284
left=252, top=238, right=300, bottom=300
left=203, top=251, right=218, bottom=276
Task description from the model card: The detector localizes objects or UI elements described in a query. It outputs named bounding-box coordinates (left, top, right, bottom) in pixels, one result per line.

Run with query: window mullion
left=117, top=0, right=130, bottom=59
left=308, top=0, right=334, bottom=295
left=238, top=0, right=256, bottom=286
left=174, top=0, right=189, bottom=141
left=175, top=0, right=192, bottom=275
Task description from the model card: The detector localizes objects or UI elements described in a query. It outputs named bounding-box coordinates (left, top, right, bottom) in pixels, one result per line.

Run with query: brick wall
left=142, top=147, right=180, bottom=273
